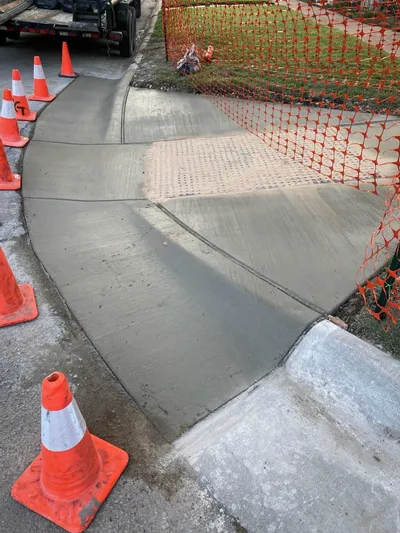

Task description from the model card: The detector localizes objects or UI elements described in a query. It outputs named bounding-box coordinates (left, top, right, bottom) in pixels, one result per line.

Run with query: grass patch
left=152, top=8, right=164, bottom=38
left=163, top=4, right=400, bottom=111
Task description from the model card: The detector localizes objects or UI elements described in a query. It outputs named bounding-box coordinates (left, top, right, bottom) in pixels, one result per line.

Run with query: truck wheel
left=119, top=6, right=136, bottom=57
left=134, top=0, right=141, bottom=19
left=0, top=31, right=6, bottom=45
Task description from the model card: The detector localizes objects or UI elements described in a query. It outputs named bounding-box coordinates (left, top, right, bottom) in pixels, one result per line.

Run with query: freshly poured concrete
left=33, top=75, right=130, bottom=144
left=22, top=79, right=392, bottom=442
left=24, top=198, right=318, bottom=439
left=162, top=185, right=386, bottom=311
left=124, top=89, right=241, bottom=143
left=1, top=193, right=241, bottom=533
left=25, top=82, right=281, bottom=438
left=23, top=142, right=147, bottom=200
left=176, top=320, right=400, bottom=533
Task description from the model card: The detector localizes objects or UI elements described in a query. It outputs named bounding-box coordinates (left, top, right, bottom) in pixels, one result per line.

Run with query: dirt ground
left=336, top=290, right=400, bottom=360
left=132, top=13, right=197, bottom=92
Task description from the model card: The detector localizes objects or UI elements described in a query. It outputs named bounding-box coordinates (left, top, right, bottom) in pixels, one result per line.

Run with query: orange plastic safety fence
left=162, top=0, right=400, bottom=326
left=357, top=176, right=400, bottom=325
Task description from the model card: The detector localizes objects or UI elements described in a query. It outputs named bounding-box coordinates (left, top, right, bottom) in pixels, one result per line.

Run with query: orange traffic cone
left=28, top=56, right=56, bottom=102
left=59, top=42, right=78, bottom=78
left=0, top=88, right=29, bottom=148
left=12, top=69, right=37, bottom=122
left=0, top=248, right=38, bottom=327
left=203, top=45, right=214, bottom=62
left=12, top=371, right=129, bottom=533
left=0, top=139, right=21, bottom=190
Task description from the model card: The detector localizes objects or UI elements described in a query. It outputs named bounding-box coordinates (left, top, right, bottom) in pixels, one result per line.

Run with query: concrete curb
left=287, top=319, right=400, bottom=442
left=129, top=0, right=162, bottom=69
left=174, top=320, right=400, bottom=533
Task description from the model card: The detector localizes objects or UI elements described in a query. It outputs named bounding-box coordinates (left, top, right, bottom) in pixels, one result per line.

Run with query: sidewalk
left=287, top=0, right=400, bottom=57
left=23, top=76, right=387, bottom=440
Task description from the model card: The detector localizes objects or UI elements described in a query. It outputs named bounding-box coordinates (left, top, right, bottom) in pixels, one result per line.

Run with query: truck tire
left=134, top=0, right=141, bottom=19
left=0, top=31, right=6, bottom=45
left=119, top=6, right=136, bottom=57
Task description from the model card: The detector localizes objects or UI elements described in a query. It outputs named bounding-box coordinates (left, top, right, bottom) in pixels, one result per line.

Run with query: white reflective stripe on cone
left=12, top=80, right=25, bottom=97
left=1, top=99, right=16, bottom=119
left=33, top=64, right=45, bottom=80
left=41, top=398, right=87, bottom=452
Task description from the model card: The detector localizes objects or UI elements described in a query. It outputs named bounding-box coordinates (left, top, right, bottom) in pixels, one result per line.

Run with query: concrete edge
left=6, top=77, right=75, bottom=174
left=172, top=319, right=400, bottom=456
left=286, top=319, right=400, bottom=442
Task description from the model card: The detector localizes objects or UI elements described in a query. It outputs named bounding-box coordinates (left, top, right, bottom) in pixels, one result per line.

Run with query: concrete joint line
left=156, top=203, right=327, bottom=316
left=120, top=0, right=162, bottom=143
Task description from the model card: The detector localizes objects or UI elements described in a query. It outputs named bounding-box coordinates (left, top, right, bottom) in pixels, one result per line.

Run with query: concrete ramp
left=23, top=142, right=147, bottom=200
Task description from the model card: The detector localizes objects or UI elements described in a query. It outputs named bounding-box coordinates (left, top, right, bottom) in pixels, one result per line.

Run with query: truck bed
left=0, top=0, right=32, bottom=24
left=7, top=3, right=103, bottom=33
left=1, top=0, right=128, bottom=47
left=13, top=6, right=72, bottom=24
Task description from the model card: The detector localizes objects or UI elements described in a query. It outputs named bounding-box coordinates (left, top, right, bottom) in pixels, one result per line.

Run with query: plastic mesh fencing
left=357, top=175, right=400, bottom=325
left=162, top=0, right=400, bottom=325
